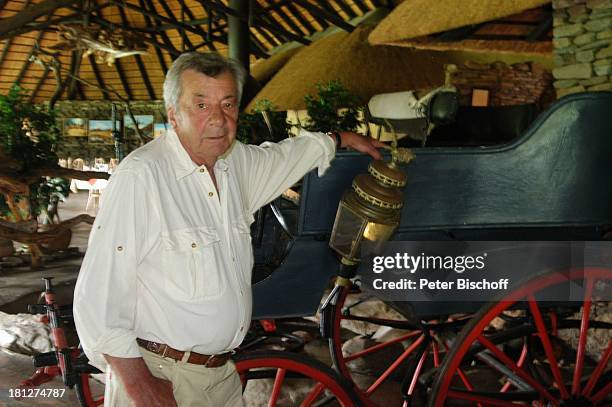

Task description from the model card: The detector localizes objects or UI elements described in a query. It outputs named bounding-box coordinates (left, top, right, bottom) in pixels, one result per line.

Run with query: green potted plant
left=238, top=99, right=290, bottom=144
left=303, top=80, right=363, bottom=134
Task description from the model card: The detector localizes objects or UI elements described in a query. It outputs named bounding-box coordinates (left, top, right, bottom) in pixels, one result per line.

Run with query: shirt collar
left=165, top=128, right=230, bottom=180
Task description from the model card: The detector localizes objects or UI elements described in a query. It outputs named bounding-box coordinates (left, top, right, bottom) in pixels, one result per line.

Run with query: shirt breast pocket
left=161, top=227, right=224, bottom=300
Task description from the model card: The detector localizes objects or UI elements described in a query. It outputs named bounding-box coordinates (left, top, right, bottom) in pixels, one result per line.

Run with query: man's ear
left=168, top=107, right=178, bottom=129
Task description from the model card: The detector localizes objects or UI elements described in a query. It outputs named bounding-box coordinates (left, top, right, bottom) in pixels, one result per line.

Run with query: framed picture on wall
left=63, top=118, right=88, bottom=137
left=89, top=120, right=119, bottom=144
left=471, top=88, right=490, bottom=107
left=124, top=115, right=154, bottom=140
left=154, top=123, right=168, bottom=139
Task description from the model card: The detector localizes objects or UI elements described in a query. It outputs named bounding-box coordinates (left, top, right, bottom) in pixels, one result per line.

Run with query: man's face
left=168, top=69, right=239, bottom=167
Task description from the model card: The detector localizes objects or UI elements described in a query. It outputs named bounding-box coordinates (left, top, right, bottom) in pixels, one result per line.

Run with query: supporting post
left=228, top=0, right=250, bottom=73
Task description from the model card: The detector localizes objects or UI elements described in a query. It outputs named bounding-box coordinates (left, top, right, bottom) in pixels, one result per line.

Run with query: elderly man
left=74, top=52, right=384, bottom=406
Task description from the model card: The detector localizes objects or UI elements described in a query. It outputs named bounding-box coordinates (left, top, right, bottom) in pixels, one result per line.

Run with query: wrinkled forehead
left=179, top=69, right=238, bottom=100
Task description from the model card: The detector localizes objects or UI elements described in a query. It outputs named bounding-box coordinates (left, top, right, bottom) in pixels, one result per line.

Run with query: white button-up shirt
left=73, top=128, right=335, bottom=369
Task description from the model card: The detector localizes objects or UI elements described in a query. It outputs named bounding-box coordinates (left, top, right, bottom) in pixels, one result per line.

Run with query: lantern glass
left=363, top=221, right=397, bottom=242
left=329, top=200, right=367, bottom=260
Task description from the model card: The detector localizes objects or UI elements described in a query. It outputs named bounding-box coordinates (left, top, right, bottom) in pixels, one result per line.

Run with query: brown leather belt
left=136, top=338, right=232, bottom=367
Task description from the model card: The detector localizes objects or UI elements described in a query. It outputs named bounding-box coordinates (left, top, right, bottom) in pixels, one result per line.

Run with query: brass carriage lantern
left=329, top=138, right=414, bottom=275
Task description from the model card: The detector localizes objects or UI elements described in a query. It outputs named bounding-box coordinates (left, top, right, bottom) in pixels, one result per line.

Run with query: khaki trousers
left=104, top=348, right=245, bottom=407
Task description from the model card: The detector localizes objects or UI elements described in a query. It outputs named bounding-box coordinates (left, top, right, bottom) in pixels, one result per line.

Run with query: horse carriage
left=22, top=91, right=612, bottom=406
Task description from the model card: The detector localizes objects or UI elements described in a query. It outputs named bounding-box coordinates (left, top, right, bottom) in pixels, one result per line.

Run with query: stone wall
left=553, top=0, right=612, bottom=97
left=446, top=61, right=554, bottom=107
left=53, top=100, right=165, bottom=161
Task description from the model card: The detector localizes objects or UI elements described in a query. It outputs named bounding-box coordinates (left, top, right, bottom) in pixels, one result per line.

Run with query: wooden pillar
left=228, top=0, right=250, bottom=73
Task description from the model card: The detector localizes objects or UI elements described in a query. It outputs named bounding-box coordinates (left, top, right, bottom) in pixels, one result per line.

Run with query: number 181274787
left=9, top=387, right=66, bottom=398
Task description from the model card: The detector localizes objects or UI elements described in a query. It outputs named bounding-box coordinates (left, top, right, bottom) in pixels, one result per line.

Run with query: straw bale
left=247, top=25, right=460, bottom=111
left=369, top=0, right=551, bottom=45
left=250, top=45, right=304, bottom=84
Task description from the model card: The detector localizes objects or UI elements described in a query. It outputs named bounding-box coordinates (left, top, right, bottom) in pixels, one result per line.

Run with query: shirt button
left=240, top=326, right=244, bottom=332
left=208, top=192, right=214, bottom=197
left=117, top=246, right=123, bottom=251
left=199, top=168, right=205, bottom=173
left=191, top=242, right=197, bottom=248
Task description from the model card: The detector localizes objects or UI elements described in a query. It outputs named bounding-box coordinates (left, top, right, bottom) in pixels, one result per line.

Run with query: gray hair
left=163, top=52, right=247, bottom=112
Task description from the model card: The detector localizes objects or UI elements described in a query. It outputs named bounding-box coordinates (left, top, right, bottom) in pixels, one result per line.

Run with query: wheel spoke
left=447, top=389, right=529, bottom=406
left=268, top=368, right=286, bottom=407
left=407, top=342, right=429, bottom=395
left=477, top=334, right=558, bottom=403
left=572, top=277, right=594, bottom=395
left=500, top=338, right=529, bottom=393
left=442, top=340, right=479, bottom=395
left=366, top=334, right=425, bottom=395
left=528, top=294, right=570, bottom=399
left=432, top=339, right=440, bottom=367
left=591, top=381, right=612, bottom=404
left=344, top=331, right=421, bottom=362
left=299, top=383, right=325, bottom=407
left=582, top=340, right=612, bottom=397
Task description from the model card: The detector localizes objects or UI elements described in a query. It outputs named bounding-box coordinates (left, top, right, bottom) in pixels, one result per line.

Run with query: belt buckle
left=148, top=341, right=163, bottom=354
left=203, top=354, right=215, bottom=368
left=161, top=345, right=170, bottom=359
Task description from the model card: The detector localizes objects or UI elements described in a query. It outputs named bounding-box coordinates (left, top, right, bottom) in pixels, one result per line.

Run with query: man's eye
left=224, top=102, right=234, bottom=109
left=197, top=103, right=208, bottom=110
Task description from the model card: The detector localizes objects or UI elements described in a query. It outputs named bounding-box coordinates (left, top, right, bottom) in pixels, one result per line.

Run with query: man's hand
left=338, top=132, right=387, bottom=160
left=104, top=354, right=178, bottom=407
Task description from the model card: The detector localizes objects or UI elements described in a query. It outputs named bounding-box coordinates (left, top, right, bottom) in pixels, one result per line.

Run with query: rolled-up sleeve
left=238, top=129, right=335, bottom=213
left=73, top=168, right=158, bottom=369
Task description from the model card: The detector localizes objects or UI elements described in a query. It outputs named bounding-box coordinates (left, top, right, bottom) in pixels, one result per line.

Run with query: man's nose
left=208, top=106, right=225, bottom=126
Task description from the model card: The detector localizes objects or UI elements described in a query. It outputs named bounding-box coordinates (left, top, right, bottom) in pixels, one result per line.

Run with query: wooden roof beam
left=88, top=54, right=109, bottom=100
left=67, top=49, right=84, bottom=100
left=433, top=24, right=484, bottom=42
left=195, top=0, right=311, bottom=45
left=49, top=52, right=75, bottom=107
left=114, top=59, right=133, bottom=100
left=177, top=0, right=218, bottom=51
left=156, top=0, right=195, bottom=52
left=15, top=12, right=52, bottom=86
left=333, top=0, right=358, bottom=19
left=526, top=15, right=552, bottom=42
left=0, top=0, right=78, bottom=40
left=263, top=3, right=310, bottom=37
left=294, top=0, right=354, bottom=32
left=76, top=81, right=86, bottom=100
left=285, top=3, right=317, bottom=34
left=252, top=26, right=281, bottom=48
left=116, top=5, right=156, bottom=100
left=136, top=0, right=169, bottom=74
left=28, top=65, right=50, bottom=103
left=115, top=1, right=219, bottom=46
left=351, top=0, right=369, bottom=14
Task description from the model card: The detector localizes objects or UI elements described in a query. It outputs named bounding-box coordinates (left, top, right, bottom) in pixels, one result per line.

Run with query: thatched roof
left=369, top=0, right=551, bottom=45
left=251, top=45, right=304, bottom=84
left=247, top=25, right=462, bottom=111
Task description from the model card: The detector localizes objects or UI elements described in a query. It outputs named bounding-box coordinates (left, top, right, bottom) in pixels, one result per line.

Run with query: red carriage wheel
left=234, top=350, right=359, bottom=406
left=429, top=267, right=612, bottom=407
